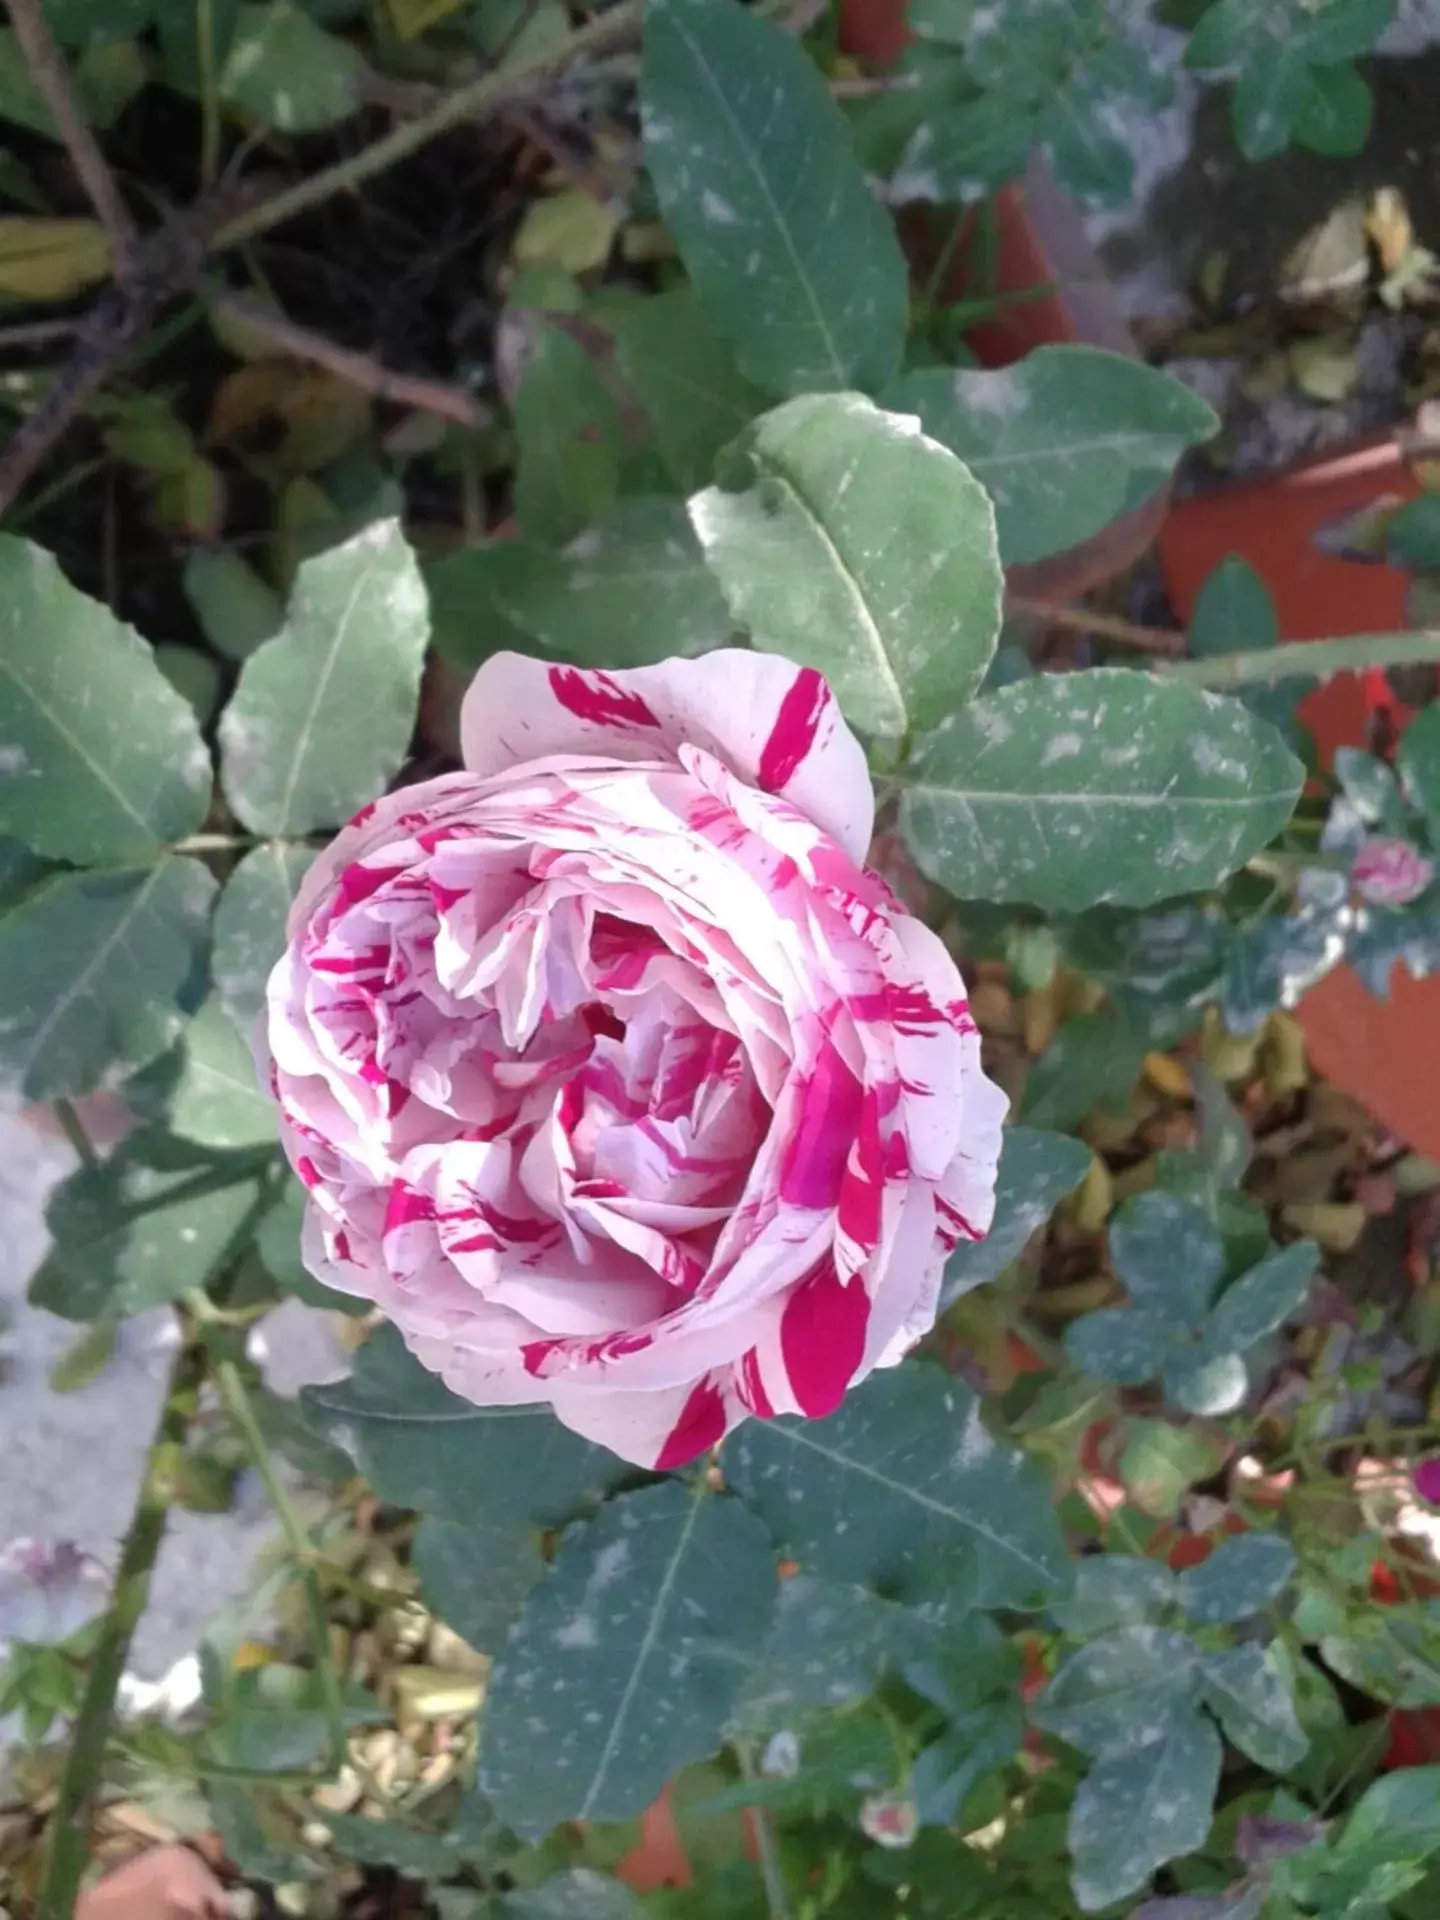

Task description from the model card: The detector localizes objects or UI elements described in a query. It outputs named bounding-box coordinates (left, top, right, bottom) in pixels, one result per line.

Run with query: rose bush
left=261, top=649, right=1006, bottom=1468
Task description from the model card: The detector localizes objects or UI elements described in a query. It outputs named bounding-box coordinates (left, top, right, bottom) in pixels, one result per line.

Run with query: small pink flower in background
left=1351, top=836, right=1436, bottom=907
left=1414, top=1457, right=1440, bottom=1506
left=859, top=1792, right=918, bottom=1849
left=261, top=650, right=1006, bottom=1469
left=0, top=1538, right=107, bottom=1646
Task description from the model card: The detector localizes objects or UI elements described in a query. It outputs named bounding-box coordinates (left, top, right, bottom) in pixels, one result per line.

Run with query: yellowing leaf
left=0, top=217, right=109, bottom=301
left=385, top=0, right=468, bottom=35
left=208, top=363, right=371, bottom=477
left=511, top=188, right=622, bottom=277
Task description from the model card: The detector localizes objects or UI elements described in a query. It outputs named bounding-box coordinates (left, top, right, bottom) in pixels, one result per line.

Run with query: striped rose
left=261, top=651, right=1005, bottom=1469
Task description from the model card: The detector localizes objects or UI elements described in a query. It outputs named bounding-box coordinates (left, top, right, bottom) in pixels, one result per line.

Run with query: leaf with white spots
left=512, top=326, right=623, bottom=546
left=478, top=1480, right=777, bottom=1836
left=725, top=1362, right=1069, bottom=1612
left=302, top=1326, right=627, bottom=1529
left=220, top=1, right=368, bottom=132
left=900, top=670, right=1304, bottom=912
left=733, top=1575, right=937, bottom=1732
left=689, top=392, right=1001, bottom=737
left=1208, top=1240, right=1320, bottom=1352
left=885, top=349, right=1216, bottom=567
left=0, top=857, right=215, bottom=1102
left=641, top=0, right=908, bottom=395
left=212, top=840, right=315, bottom=1034
left=1033, top=1626, right=1200, bottom=1758
left=28, top=1127, right=273, bottom=1322
left=0, top=535, right=212, bottom=864
left=412, top=1515, right=546, bottom=1656
left=219, top=520, right=430, bottom=838
left=942, top=1126, right=1092, bottom=1303
left=1068, top=1712, right=1221, bottom=1912
left=427, top=499, right=734, bottom=673
left=1199, top=1646, right=1309, bottom=1772
left=1178, top=1534, right=1296, bottom=1625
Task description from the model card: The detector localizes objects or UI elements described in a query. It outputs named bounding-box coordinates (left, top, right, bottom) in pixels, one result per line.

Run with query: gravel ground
left=0, top=1107, right=344, bottom=1682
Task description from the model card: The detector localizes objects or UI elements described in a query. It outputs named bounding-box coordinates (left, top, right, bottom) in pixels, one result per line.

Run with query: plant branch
left=1163, top=630, right=1440, bottom=689
left=1007, top=594, right=1187, bottom=658
left=734, top=1742, right=791, bottom=1920
left=209, top=0, right=646, bottom=255
left=52, top=1097, right=101, bottom=1173
left=210, top=292, right=489, bottom=429
left=211, top=1347, right=347, bottom=1772
left=5, top=0, right=139, bottom=278
left=35, top=1338, right=206, bottom=1920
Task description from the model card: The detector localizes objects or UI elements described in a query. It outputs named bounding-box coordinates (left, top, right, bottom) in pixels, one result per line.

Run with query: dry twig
left=4, top=0, right=140, bottom=279
left=1006, top=594, right=1188, bottom=658
left=210, top=292, right=491, bottom=430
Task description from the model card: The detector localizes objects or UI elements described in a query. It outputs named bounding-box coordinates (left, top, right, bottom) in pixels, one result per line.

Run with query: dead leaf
left=1290, top=334, right=1362, bottom=404
left=208, top=363, right=371, bottom=477
left=1367, top=186, right=1413, bottom=274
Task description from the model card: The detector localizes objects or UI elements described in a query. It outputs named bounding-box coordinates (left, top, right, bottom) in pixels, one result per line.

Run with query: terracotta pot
left=839, top=0, right=1168, bottom=599
left=1159, top=433, right=1440, bottom=1164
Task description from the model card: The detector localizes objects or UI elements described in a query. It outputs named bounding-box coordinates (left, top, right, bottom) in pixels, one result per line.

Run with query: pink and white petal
left=459, top=651, right=874, bottom=861
left=548, top=1370, right=746, bottom=1469
left=934, top=1061, right=1008, bottom=1254
left=287, top=772, right=479, bottom=934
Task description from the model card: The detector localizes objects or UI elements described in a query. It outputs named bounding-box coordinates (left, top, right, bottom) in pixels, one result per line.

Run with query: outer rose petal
left=460, top=651, right=875, bottom=863
left=548, top=1369, right=745, bottom=1470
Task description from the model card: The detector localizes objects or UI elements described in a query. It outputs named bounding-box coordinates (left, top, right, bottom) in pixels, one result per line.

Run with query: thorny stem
left=209, top=0, right=647, bottom=255
left=1007, top=595, right=1187, bottom=657
left=1163, top=630, right=1440, bottom=689
left=35, top=1339, right=207, bottom=1920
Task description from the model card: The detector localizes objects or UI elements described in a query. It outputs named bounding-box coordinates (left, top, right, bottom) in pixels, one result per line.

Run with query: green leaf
left=943, top=1126, right=1092, bottom=1301
left=0, top=859, right=215, bottom=1102
left=1399, top=704, right=1440, bottom=845
left=497, top=1871, right=642, bottom=1920
left=1319, top=1603, right=1440, bottom=1707
left=1200, top=1646, right=1309, bottom=1771
left=608, top=289, right=768, bottom=493
left=478, top=1480, right=777, bottom=1836
left=690, top=392, right=1001, bottom=737
left=1033, top=1626, right=1200, bottom=1758
left=1019, top=1007, right=1146, bottom=1132
left=900, top=670, right=1304, bottom=912
left=512, top=327, right=623, bottom=544
left=1117, top=1418, right=1226, bottom=1521
left=315, top=1813, right=461, bottom=1880
left=29, top=1129, right=271, bottom=1321
left=1052, top=1557, right=1177, bottom=1638
left=912, top=1700, right=1024, bottom=1827
left=725, top=1362, right=1070, bottom=1611
left=1208, top=1240, right=1320, bottom=1351
left=1388, top=496, right=1440, bottom=573
left=0, top=31, right=57, bottom=135
left=641, top=0, right=908, bottom=395
left=1111, top=1191, right=1225, bottom=1324
left=1177, top=1534, right=1296, bottom=1624
left=212, top=841, right=314, bottom=1034
left=1194, top=1060, right=1252, bottom=1190
left=886, top=349, right=1216, bottom=569
left=1162, top=1347, right=1250, bottom=1416
left=154, top=0, right=241, bottom=89
left=890, top=93, right=1040, bottom=206
left=220, top=2, right=367, bottom=130
left=733, top=1575, right=934, bottom=1731
left=128, top=998, right=276, bottom=1150
left=1190, top=554, right=1279, bottom=656
left=302, top=1326, right=627, bottom=1527
left=1340, top=1766, right=1440, bottom=1862
left=427, top=500, right=734, bottom=673
left=42, top=0, right=150, bottom=43
left=1068, top=1713, right=1221, bottom=1912
left=0, top=536, right=212, bottom=863
left=219, top=520, right=429, bottom=838
left=1064, top=1307, right=1174, bottom=1386
left=412, top=1515, right=545, bottom=1654
left=1293, top=60, right=1372, bottom=157
left=182, top=550, right=282, bottom=662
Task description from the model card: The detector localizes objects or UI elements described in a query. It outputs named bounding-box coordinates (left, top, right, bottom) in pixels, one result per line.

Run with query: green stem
left=1163, top=630, right=1440, bottom=690
left=733, top=1742, right=791, bottom=1920
left=209, top=0, right=646, bottom=254
left=211, top=1352, right=347, bottom=1772
left=36, top=1340, right=206, bottom=1920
